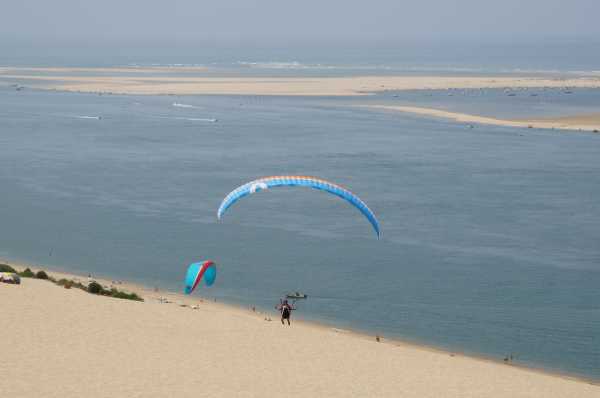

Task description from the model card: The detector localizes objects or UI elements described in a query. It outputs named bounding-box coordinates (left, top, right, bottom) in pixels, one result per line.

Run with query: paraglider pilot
left=276, top=299, right=295, bottom=326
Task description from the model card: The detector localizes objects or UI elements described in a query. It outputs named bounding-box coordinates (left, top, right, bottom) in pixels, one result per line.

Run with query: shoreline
left=366, top=105, right=600, bottom=133
left=3, top=256, right=599, bottom=387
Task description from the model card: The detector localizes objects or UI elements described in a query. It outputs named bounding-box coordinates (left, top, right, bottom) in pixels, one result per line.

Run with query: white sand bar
left=2, top=277, right=598, bottom=398
left=367, top=105, right=600, bottom=132
left=2, top=67, right=600, bottom=96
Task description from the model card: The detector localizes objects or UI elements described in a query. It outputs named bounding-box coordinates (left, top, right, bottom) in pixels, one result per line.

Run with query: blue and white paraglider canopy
left=217, top=176, right=380, bottom=238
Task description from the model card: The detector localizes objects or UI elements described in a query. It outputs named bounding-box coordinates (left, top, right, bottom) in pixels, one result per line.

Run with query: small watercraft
left=286, top=292, right=307, bottom=300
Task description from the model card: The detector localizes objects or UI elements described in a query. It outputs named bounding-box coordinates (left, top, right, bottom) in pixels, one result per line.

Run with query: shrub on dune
left=71, top=281, right=86, bottom=289
left=57, top=278, right=73, bottom=289
left=108, top=288, right=143, bottom=301
left=20, top=268, right=35, bottom=278
left=87, top=281, right=103, bottom=294
left=0, top=264, right=17, bottom=273
left=35, top=270, right=49, bottom=280
left=8, top=268, right=143, bottom=301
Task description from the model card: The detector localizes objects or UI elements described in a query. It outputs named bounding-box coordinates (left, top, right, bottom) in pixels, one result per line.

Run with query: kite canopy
left=184, top=260, right=217, bottom=294
left=217, top=176, right=380, bottom=237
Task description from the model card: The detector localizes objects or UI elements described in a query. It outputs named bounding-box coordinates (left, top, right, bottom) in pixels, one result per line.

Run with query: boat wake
left=182, top=117, right=218, bottom=122
left=172, top=102, right=201, bottom=109
left=155, top=115, right=217, bottom=123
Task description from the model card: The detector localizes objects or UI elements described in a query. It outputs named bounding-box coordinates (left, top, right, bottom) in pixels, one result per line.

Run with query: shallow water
left=366, top=87, right=600, bottom=119
left=1, top=86, right=599, bottom=379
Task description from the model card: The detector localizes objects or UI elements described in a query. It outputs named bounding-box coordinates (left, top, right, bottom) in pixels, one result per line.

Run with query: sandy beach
left=2, top=263, right=598, bottom=398
left=2, top=67, right=600, bottom=96
left=367, top=105, right=600, bottom=132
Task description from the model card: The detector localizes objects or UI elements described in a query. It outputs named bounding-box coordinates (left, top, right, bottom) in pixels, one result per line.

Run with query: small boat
left=286, top=292, right=307, bottom=300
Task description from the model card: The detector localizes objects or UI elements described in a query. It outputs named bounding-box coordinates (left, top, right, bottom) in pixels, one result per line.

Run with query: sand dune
left=2, top=271, right=598, bottom=398
left=367, top=105, right=600, bottom=132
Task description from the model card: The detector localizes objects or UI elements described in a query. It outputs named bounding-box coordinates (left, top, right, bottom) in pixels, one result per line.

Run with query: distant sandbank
left=2, top=66, right=600, bottom=132
left=2, top=259, right=599, bottom=398
left=2, top=66, right=600, bottom=96
left=367, top=105, right=600, bottom=133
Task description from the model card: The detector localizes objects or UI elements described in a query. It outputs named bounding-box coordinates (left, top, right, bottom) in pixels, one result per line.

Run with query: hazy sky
left=2, top=0, right=599, bottom=46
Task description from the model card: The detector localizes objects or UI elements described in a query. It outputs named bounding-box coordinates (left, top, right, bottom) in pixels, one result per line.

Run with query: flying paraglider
left=217, top=176, right=380, bottom=237
left=184, top=260, right=217, bottom=294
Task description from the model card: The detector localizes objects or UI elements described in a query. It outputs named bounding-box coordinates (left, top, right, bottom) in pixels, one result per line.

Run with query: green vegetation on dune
left=19, top=268, right=35, bottom=278
left=87, top=280, right=143, bottom=301
left=87, top=281, right=103, bottom=294
left=106, top=288, right=143, bottom=301
left=35, top=270, right=48, bottom=280
left=3, top=264, right=143, bottom=302
left=56, top=278, right=87, bottom=290
left=0, top=264, right=18, bottom=273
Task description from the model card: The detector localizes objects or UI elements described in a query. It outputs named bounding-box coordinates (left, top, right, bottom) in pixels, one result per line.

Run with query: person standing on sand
left=276, top=299, right=295, bottom=325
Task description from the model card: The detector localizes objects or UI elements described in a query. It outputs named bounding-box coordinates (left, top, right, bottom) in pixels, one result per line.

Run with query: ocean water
left=1, top=85, right=599, bottom=380
left=3, top=40, right=600, bottom=75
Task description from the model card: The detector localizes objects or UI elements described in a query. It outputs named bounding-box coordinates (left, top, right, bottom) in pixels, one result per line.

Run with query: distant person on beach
left=276, top=299, right=295, bottom=325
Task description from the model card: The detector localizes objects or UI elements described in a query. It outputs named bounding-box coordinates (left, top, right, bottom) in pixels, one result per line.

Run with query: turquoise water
left=1, top=86, right=599, bottom=380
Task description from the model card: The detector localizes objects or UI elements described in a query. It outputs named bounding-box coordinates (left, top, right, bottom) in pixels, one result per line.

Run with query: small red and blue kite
left=184, top=260, right=217, bottom=294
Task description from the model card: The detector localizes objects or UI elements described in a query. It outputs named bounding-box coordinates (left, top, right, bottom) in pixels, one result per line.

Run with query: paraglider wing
left=184, top=260, right=217, bottom=294
left=217, top=176, right=380, bottom=237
